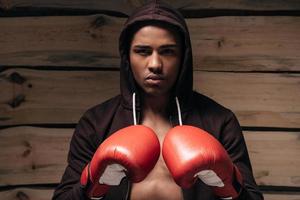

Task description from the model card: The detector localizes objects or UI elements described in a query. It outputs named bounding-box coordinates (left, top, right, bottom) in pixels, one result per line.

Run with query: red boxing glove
left=162, top=125, right=243, bottom=199
left=81, top=125, right=160, bottom=199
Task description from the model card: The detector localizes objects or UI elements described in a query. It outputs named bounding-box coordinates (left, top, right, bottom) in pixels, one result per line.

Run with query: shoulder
left=189, top=92, right=240, bottom=139
left=74, top=95, right=122, bottom=146
left=83, top=95, right=122, bottom=120
left=192, top=91, right=234, bottom=120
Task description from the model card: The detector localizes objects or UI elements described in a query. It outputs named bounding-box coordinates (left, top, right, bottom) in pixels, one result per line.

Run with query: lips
left=145, top=74, right=165, bottom=85
left=146, top=74, right=164, bottom=80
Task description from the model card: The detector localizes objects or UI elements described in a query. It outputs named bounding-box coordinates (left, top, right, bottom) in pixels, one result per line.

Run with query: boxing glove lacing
left=132, top=93, right=183, bottom=126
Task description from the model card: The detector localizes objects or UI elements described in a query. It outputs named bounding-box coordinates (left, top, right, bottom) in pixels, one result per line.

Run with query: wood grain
left=0, top=126, right=72, bottom=186
left=0, top=69, right=120, bottom=125
left=0, top=1, right=299, bottom=198
left=1, top=188, right=300, bottom=200
left=194, top=71, right=300, bottom=128
left=244, top=131, right=300, bottom=187
left=0, top=15, right=299, bottom=71
left=0, top=127, right=299, bottom=187
left=1, top=69, right=299, bottom=127
left=0, top=188, right=54, bottom=200
left=264, top=193, right=300, bottom=200
left=1, top=0, right=300, bottom=14
left=0, top=15, right=122, bottom=68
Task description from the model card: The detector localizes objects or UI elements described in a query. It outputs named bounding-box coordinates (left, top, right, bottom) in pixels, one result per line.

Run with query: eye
left=160, top=48, right=176, bottom=56
left=133, top=48, right=152, bottom=56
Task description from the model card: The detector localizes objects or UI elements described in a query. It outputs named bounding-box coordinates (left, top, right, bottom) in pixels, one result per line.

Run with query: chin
left=142, top=88, right=170, bottom=98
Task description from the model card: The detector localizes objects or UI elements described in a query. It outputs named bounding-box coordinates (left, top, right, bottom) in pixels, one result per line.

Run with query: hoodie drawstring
left=132, top=93, right=183, bottom=126
left=132, top=93, right=137, bottom=125
left=175, top=96, right=183, bottom=126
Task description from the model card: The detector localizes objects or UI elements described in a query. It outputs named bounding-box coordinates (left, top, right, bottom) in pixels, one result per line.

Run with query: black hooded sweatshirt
left=52, top=1, right=263, bottom=200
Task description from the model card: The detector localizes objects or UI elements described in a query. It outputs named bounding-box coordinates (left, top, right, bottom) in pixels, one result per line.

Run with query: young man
left=53, top=1, right=263, bottom=200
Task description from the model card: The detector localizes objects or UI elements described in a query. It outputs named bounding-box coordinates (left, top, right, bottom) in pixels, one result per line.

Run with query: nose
left=148, top=51, right=162, bottom=73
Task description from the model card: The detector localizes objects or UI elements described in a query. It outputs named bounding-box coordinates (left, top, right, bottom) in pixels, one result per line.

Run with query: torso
left=130, top=113, right=184, bottom=200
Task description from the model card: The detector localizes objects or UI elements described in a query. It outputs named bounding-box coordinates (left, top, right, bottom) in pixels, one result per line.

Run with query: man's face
left=129, top=25, right=182, bottom=97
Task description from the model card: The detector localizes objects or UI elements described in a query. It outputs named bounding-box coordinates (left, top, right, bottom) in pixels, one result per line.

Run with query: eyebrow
left=132, top=44, right=179, bottom=49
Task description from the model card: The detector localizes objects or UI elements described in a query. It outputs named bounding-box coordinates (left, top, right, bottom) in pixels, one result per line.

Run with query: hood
left=118, top=0, right=193, bottom=114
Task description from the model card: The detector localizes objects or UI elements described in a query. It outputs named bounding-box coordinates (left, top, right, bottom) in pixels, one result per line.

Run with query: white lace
left=175, top=96, right=183, bottom=126
left=132, top=93, right=137, bottom=125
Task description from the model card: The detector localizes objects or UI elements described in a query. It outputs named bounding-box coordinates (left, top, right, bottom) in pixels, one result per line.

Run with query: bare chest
left=129, top=119, right=183, bottom=200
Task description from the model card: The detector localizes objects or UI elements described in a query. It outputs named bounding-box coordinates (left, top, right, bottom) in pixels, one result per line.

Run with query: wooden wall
left=0, top=1, right=300, bottom=199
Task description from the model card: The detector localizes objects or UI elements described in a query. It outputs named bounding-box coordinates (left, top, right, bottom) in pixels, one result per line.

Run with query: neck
left=141, top=93, right=171, bottom=116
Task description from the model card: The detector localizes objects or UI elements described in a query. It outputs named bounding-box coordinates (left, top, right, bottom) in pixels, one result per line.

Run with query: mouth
left=146, top=74, right=164, bottom=80
left=145, top=74, right=165, bottom=85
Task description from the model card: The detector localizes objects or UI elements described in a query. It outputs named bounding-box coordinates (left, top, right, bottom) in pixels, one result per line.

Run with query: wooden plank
left=0, top=15, right=299, bottom=72
left=0, top=15, right=122, bottom=69
left=0, top=188, right=300, bottom=200
left=0, top=127, right=72, bottom=186
left=1, top=0, right=300, bottom=14
left=264, top=193, right=300, bottom=200
left=194, top=72, right=300, bottom=128
left=0, top=188, right=54, bottom=200
left=1, top=69, right=299, bottom=127
left=0, top=69, right=120, bottom=125
left=244, top=131, right=300, bottom=187
left=0, top=127, right=299, bottom=188
left=188, top=16, right=300, bottom=72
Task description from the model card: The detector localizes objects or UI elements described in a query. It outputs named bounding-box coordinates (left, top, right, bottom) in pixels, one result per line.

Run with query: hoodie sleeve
left=52, top=111, right=99, bottom=200
left=221, top=111, right=264, bottom=200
